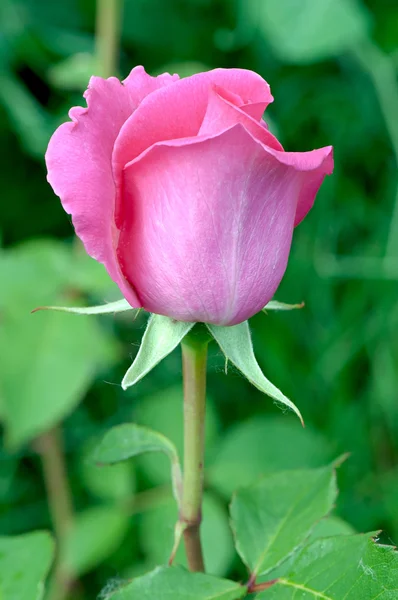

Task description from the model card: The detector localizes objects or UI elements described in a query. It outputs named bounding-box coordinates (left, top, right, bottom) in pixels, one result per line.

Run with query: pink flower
left=46, top=66, right=333, bottom=326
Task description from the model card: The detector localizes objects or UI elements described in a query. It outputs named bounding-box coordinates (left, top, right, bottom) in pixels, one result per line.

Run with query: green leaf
left=0, top=241, right=119, bottom=447
left=309, top=515, right=356, bottom=539
left=32, top=298, right=135, bottom=316
left=0, top=240, right=72, bottom=310
left=0, top=531, right=54, bottom=600
left=62, top=506, right=129, bottom=576
left=259, top=515, right=357, bottom=582
left=250, top=0, right=371, bottom=64
left=95, top=423, right=179, bottom=466
left=95, top=423, right=182, bottom=504
left=122, top=315, right=195, bottom=389
left=140, top=492, right=235, bottom=577
left=82, top=459, right=135, bottom=502
left=263, top=300, right=304, bottom=311
left=230, top=465, right=337, bottom=578
left=0, top=239, right=116, bottom=307
left=207, top=322, right=303, bottom=424
left=106, top=565, right=247, bottom=599
left=258, top=534, right=398, bottom=599
left=1, top=310, right=118, bottom=448
left=207, top=416, right=334, bottom=498
left=79, top=441, right=135, bottom=502
left=135, top=385, right=219, bottom=486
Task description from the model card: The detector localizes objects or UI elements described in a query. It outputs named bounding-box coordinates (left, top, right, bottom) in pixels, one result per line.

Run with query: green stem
left=95, top=0, right=123, bottom=78
left=180, top=329, right=210, bottom=572
left=35, top=428, right=74, bottom=600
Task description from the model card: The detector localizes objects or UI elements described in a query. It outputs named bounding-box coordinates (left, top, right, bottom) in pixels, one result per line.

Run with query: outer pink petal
left=112, top=69, right=273, bottom=226
left=198, top=85, right=283, bottom=150
left=117, top=125, right=333, bottom=325
left=45, top=67, right=178, bottom=307
left=122, top=66, right=179, bottom=101
left=291, top=151, right=334, bottom=226
left=240, top=102, right=269, bottom=119
left=254, top=145, right=334, bottom=226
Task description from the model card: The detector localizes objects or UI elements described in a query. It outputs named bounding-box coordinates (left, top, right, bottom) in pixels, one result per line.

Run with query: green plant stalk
left=180, top=330, right=210, bottom=572
left=35, top=427, right=74, bottom=600
left=95, top=0, right=123, bottom=78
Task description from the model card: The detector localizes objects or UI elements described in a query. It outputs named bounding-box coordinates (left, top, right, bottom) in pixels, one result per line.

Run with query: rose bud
left=46, top=67, right=333, bottom=326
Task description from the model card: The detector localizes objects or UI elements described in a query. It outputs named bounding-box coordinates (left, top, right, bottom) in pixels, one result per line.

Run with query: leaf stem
left=95, top=0, right=123, bottom=78
left=248, top=578, right=278, bottom=593
left=35, top=427, right=74, bottom=600
left=180, top=328, right=210, bottom=572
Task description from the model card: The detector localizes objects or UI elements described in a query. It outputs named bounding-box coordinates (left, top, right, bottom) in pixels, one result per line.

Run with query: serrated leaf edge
left=230, top=465, right=338, bottom=580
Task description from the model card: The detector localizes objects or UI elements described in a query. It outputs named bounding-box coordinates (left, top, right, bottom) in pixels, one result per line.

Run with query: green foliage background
left=1, top=0, right=398, bottom=597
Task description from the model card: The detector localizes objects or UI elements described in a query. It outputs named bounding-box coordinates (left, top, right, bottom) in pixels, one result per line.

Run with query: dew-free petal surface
left=46, top=67, right=177, bottom=306
left=118, top=125, right=331, bottom=325
left=198, top=85, right=283, bottom=150
left=112, top=68, right=273, bottom=226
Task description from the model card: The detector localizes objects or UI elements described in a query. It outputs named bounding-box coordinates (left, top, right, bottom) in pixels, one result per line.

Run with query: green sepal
left=32, top=298, right=136, bottom=315
left=263, top=300, right=304, bottom=311
left=207, top=321, right=303, bottom=424
left=122, top=315, right=195, bottom=390
left=94, top=423, right=182, bottom=506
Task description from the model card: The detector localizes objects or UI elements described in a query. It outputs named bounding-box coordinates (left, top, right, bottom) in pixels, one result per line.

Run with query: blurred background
left=1, top=0, right=398, bottom=597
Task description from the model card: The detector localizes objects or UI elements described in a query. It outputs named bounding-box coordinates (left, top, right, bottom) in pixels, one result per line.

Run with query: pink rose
left=46, top=66, right=333, bottom=326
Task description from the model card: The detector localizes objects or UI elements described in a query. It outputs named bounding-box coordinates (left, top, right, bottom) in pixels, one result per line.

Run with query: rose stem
left=34, top=427, right=74, bottom=600
left=180, top=328, right=210, bottom=572
left=95, top=0, right=123, bottom=79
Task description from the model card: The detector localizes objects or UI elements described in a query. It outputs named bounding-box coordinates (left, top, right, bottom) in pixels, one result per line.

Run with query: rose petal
left=292, top=150, right=334, bottom=225
left=240, top=102, right=270, bottom=119
left=46, top=67, right=178, bottom=306
left=122, top=66, right=179, bottom=100
left=112, top=68, right=273, bottom=226
left=118, top=125, right=333, bottom=325
left=257, top=145, right=334, bottom=226
left=198, top=85, right=283, bottom=150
